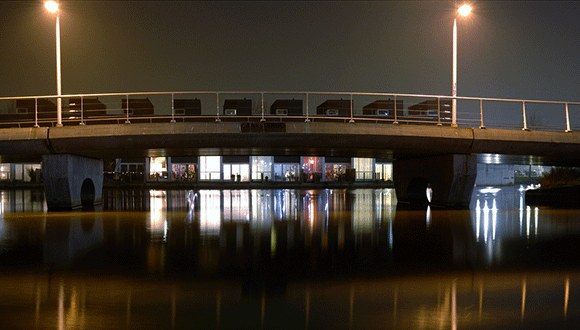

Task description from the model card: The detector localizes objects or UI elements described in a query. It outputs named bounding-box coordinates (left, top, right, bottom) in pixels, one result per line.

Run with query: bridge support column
left=42, top=154, right=103, bottom=210
left=393, top=154, right=477, bottom=209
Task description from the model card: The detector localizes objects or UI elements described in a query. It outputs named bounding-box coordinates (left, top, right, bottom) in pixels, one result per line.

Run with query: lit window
left=200, top=156, right=221, bottom=181
left=149, top=157, right=167, bottom=180
left=353, top=158, right=374, bottom=181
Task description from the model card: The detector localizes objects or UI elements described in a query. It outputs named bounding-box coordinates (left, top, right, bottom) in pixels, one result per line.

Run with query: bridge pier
left=393, top=154, right=477, bottom=209
left=42, top=154, right=103, bottom=210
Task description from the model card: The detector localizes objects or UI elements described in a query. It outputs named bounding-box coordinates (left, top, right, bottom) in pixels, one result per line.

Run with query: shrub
left=539, top=168, right=580, bottom=189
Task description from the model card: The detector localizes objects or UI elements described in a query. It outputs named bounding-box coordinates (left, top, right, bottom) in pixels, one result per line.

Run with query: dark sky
left=1, top=0, right=580, bottom=106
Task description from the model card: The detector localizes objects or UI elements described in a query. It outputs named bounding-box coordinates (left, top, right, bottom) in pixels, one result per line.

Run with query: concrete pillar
left=393, top=154, right=477, bottom=209
left=42, top=154, right=103, bottom=210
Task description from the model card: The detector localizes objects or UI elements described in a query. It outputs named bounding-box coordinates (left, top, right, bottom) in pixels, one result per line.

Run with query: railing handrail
left=2, top=90, right=580, bottom=106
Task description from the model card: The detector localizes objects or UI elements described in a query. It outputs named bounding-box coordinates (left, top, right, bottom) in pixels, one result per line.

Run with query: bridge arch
left=81, top=178, right=96, bottom=208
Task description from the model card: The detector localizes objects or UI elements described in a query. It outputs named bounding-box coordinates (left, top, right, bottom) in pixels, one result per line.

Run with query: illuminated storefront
left=114, top=158, right=144, bottom=182
left=273, top=156, right=300, bottom=182
left=375, top=162, right=393, bottom=181
left=352, top=157, right=374, bottom=181
left=133, top=156, right=393, bottom=184
left=325, top=157, right=350, bottom=181
left=223, top=156, right=250, bottom=182
left=172, top=164, right=196, bottom=181
left=171, top=157, right=197, bottom=182
left=302, top=156, right=324, bottom=182
left=251, top=156, right=273, bottom=181
left=149, top=157, right=169, bottom=181
left=199, top=156, right=222, bottom=181
left=0, top=164, right=10, bottom=181
left=0, top=163, right=41, bottom=182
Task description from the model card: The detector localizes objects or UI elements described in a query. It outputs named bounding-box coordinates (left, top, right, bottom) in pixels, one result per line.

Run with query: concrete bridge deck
left=1, top=121, right=579, bottom=166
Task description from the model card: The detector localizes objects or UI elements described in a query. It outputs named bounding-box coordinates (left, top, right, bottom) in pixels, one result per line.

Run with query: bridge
left=0, top=91, right=579, bottom=209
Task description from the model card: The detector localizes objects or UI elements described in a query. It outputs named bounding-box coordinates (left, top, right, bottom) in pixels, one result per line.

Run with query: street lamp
left=452, top=3, right=472, bottom=127
left=45, top=1, right=62, bottom=127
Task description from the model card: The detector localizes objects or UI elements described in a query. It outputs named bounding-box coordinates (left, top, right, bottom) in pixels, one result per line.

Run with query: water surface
left=1, top=186, right=579, bottom=329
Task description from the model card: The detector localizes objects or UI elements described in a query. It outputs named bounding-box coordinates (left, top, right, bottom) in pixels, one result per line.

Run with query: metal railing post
left=170, top=93, right=176, bottom=123
left=305, top=93, right=310, bottom=122
left=125, top=94, right=131, bottom=124
left=260, top=93, right=265, bottom=122
left=565, top=103, right=572, bottom=132
left=34, top=98, right=39, bottom=128
left=393, top=95, right=399, bottom=124
left=215, top=93, right=221, bottom=122
left=349, top=94, right=355, bottom=123
left=437, top=97, right=442, bottom=126
left=79, top=96, right=85, bottom=125
left=522, top=101, right=529, bottom=131
left=479, top=99, right=485, bottom=129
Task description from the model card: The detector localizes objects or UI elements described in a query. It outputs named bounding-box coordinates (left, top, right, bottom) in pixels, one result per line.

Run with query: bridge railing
left=0, top=91, right=578, bottom=132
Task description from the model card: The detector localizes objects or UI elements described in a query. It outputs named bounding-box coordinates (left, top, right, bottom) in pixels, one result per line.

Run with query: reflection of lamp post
left=45, top=1, right=62, bottom=127
left=452, top=3, right=472, bottom=127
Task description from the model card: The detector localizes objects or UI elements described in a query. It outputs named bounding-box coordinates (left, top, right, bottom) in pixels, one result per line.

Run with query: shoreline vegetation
left=526, top=168, right=580, bottom=208
left=538, top=168, right=580, bottom=189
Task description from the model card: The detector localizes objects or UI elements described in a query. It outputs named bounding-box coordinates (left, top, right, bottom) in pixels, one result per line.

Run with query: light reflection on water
left=1, top=186, right=580, bottom=273
left=1, top=186, right=580, bottom=329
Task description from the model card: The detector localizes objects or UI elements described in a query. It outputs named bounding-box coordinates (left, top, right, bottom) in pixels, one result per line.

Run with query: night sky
left=1, top=1, right=579, bottom=107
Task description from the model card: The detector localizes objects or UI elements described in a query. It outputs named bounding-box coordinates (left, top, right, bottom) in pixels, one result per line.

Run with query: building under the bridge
left=0, top=157, right=549, bottom=187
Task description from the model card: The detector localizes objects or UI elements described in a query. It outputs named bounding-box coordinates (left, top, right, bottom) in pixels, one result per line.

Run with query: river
left=1, top=186, right=579, bottom=329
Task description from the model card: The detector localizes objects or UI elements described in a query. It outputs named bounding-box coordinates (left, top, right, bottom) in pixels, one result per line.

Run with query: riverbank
left=525, top=185, right=580, bottom=208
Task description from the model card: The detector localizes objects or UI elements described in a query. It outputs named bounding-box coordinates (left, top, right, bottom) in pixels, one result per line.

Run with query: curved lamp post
left=452, top=3, right=472, bottom=127
left=45, top=1, right=62, bottom=127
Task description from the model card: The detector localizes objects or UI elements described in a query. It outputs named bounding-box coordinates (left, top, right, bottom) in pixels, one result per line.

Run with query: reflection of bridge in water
left=1, top=91, right=579, bottom=209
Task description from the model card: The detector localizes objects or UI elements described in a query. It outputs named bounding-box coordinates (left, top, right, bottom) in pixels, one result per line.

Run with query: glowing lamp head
left=45, top=1, right=59, bottom=13
left=457, top=4, right=472, bottom=17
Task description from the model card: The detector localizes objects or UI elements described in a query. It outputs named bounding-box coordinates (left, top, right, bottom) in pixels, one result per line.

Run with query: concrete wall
left=393, top=154, right=477, bottom=209
left=475, top=164, right=515, bottom=186
left=42, top=154, right=103, bottom=210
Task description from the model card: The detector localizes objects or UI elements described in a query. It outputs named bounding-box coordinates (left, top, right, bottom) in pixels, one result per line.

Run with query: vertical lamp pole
left=45, top=1, right=62, bottom=127
left=452, top=3, right=472, bottom=128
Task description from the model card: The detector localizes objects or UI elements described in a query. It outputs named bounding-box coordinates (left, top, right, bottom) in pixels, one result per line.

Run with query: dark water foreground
left=1, top=271, right=579, bottom=329
left=1, top=187, right=580, bottom=329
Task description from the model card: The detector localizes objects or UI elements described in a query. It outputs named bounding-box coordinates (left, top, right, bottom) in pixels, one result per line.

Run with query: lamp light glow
left=45, top=1, right=58, bottom=13
left=458, top=4, right=472, bottom=17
